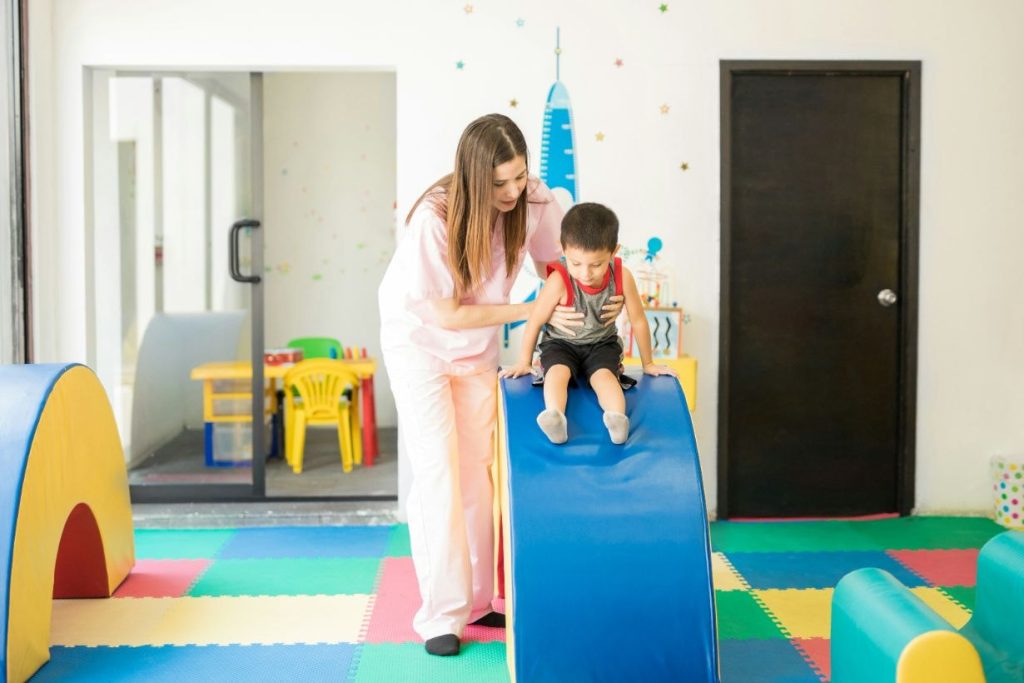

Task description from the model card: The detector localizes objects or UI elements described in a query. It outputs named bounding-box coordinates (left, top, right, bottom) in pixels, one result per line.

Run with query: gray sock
left=603, top=411, right=630, bottom=444
left=537, top=408, right=568, bottom=444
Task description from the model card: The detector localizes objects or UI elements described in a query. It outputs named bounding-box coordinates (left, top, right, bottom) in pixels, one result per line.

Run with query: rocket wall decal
left=540, top=28, right=578, bottom=203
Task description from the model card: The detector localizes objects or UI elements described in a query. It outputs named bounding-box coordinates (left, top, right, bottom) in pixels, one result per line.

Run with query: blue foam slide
left=500, top=373, right=719, bottom=682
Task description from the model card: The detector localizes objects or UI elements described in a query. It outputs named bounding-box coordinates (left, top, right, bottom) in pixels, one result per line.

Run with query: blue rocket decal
left=540, top=28, right=578, bottom=202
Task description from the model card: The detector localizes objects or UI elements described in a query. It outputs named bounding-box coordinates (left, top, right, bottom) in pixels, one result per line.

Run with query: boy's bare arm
left=622, top=267, right=677, bottom=376
left=500, top=273, right=566, bottom=378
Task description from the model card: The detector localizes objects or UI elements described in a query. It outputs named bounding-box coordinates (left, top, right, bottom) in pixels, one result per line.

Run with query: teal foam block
left=960, top=531, right=1024, bottom=683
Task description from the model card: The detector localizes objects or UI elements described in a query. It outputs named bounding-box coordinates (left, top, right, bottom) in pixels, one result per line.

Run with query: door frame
left=717, top=60, right=921, bottom=518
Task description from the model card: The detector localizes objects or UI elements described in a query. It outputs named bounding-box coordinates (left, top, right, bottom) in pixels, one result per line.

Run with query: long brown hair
left=407, top=114, right=530, bottom=297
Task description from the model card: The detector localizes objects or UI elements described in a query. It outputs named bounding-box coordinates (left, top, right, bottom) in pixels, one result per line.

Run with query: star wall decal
left=680, top=162, right=690, bottom=171
left=595, top=132, right=605, bottom=141
left=659, top=3, right=669, bottom=12
left=509, top=98, right=518, bottom=108
left=614, top=58, right=624, bottom=67
left=516, top=18, right=525, bottom=27
left=464, top=4, right=474, bottom=14
left=660, top=104, right=670, bottom=114
left=456, top=60, right=465, bottom=70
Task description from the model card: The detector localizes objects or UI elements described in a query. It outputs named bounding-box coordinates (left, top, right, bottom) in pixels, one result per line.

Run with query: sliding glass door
left=85, top=70, right=266, bottom=501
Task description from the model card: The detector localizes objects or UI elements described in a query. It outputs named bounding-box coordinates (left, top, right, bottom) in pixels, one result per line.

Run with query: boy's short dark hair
left=560, top=202, right=619, bottom=253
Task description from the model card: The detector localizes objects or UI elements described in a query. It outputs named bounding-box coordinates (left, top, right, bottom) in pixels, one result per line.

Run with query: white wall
left=28, top=0, right=1024, bottom=514
left=262, top=71, right=397, bottom=428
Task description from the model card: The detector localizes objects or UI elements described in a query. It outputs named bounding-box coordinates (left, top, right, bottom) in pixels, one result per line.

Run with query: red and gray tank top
left=542, top=257, right=624, bottom=346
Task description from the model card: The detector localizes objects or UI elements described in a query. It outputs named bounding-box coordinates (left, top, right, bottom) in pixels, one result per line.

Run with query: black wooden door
left=720, top=63, right=919, bottom=518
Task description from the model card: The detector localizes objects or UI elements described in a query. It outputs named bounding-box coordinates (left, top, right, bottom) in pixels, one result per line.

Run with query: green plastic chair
left=286, top=337, right=342, bottom=360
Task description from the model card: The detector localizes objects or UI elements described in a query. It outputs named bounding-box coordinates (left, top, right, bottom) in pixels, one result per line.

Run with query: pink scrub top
left=379, top=178, right=564, bottom=375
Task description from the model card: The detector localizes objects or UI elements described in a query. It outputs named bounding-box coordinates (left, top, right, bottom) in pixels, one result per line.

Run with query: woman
left=378, top=114, right=620, bottom=656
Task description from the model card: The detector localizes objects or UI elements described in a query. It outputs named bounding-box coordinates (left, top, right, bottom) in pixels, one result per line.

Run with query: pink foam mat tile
left=887, top=549, right=979, bottom=587
left=792, top=637, right=830, bottom=682
left=364, top=557, right=504, bottom=644
left=113, top=559, right=212, bottom=598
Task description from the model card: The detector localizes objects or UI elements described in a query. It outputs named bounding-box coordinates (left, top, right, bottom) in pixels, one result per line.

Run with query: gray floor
left=132, top=500, right=400, bottom=529
left=128, top=425, right=398, bottom=498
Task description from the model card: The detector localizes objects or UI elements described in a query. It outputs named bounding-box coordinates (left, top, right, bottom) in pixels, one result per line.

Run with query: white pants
left=388, top=361, right=497, bottom=640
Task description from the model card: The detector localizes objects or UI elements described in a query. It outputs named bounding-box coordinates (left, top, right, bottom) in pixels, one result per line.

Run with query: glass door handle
left=229, top=219, right=261, bottom=283
left=877, top=289, right=898, bottom=307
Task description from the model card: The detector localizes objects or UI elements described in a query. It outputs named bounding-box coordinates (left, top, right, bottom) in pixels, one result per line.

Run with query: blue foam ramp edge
left=0, top=363, right=76, bottom=674
left=501, top=374, right=719, bottom=682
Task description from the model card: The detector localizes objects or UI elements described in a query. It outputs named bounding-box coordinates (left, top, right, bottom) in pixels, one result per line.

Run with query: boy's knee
left=546, top=365, right=571, bottom=380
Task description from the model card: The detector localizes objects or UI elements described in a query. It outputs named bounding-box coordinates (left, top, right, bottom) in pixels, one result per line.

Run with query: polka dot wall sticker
left=312, top=274, right=323, bottom=281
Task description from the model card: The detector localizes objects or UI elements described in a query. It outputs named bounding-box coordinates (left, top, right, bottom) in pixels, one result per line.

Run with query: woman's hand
left=499, top=362, right=537, bottom=379
left=548, top=305, right=585, bottom=336
left=643, top=363, right=677, bottom=377
left=600, top=295, right=625, bottom=325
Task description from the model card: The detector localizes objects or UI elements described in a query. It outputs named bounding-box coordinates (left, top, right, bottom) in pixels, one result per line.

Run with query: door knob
left=877, top=289, right=898, bottom=307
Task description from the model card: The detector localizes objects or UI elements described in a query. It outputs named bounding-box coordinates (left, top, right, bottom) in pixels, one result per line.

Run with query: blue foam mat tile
left=725, top=551, right=928, bottom=590
left=719, top=639, right=822, bottom=683
left=31, top=644, right=357, bottom=682
left=215, top=526, right=392, bottom=559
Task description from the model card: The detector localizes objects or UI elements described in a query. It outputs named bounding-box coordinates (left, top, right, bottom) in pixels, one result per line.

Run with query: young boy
left=501, top=202, right=675, bottom=445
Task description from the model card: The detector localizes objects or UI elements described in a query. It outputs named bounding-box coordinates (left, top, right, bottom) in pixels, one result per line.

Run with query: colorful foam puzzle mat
left=24, top=516, right=1006, bottom=682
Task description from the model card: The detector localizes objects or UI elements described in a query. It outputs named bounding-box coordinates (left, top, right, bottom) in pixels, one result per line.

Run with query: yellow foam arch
left=4, top=365, right=134, bottom=682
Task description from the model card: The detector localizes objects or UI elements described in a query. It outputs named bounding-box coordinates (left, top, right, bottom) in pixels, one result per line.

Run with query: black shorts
left=539, top=336, right=623, bottom=382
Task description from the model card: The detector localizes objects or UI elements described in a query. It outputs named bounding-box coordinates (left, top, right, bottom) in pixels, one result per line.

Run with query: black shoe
left=425, top=634, right=460, bottom=656
left=470, top=612, right=506, bottom=628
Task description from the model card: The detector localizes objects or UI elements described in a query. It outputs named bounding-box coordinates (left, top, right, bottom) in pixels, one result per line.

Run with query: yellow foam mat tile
left=50, top=596, right=175, bottom=647
left=909, top=587, right=972, bottom=630
left=51, top=595, right=372, bottom=647
left=712, top=552, right=747, bottom=591
left=752, top=588, right=833, bottom=639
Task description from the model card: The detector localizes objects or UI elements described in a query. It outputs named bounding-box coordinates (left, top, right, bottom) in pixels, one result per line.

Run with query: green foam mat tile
left=857, top=517, right=1004, bottom=550
left=711, top=521, right=884, bottom=553
left=386, top=525, right=411, bottom=557
left=189, top=558, right=381, bottom=596
left=939, top=585, right=976, bottom=612
left=714, top=590, right=787, bottom=640
left=352, top=642, right=509, bottom=683
left=134, top=529, right=236, bottom=559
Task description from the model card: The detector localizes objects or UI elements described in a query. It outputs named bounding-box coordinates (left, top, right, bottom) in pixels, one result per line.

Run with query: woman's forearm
left=430, top=300, right=532, bottom=329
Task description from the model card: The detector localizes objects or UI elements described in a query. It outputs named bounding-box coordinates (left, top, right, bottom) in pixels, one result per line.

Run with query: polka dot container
left=992, top=455, right=1024, bottom=529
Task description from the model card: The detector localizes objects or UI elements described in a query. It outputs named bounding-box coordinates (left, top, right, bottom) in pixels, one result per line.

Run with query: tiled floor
left=30, top=517, right=1006, bottom=682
